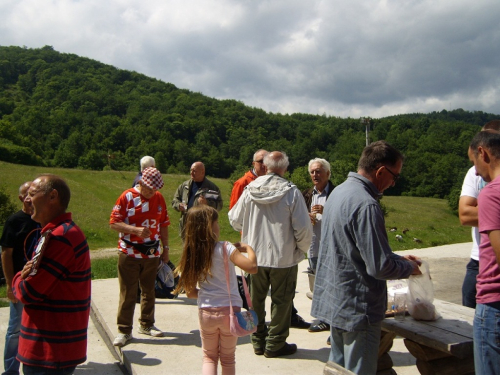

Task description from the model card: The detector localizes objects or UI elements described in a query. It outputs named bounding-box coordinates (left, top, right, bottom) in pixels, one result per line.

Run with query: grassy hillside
left=0, top=161, right=470, bottom=265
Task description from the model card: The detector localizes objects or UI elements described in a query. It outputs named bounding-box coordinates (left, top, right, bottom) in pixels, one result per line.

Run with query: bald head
left=19, top=181, right=31, bottom=198
left=19, top=181, right=32, bottom=214
left=264, top=151, right=289, bottom=177
left=253, top=149, right=268, bottom=176
left=26, top=174, right=70, bottom=227
left=190, top=161, right=206, bottom=182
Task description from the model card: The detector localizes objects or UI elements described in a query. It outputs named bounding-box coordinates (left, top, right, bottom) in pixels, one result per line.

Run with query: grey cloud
left=1, top=0, right=499, bottom=117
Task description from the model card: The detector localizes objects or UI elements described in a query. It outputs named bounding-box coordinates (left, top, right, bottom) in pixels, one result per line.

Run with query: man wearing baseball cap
left=110, top=167, right=170, bottom=347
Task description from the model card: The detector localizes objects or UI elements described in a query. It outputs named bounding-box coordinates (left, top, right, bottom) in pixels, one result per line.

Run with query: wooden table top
left=381, top=299, right=474, bottom=359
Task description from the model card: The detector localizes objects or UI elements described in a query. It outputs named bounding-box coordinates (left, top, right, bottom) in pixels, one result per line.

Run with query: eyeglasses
left=384, top=166, right=400, bottom=182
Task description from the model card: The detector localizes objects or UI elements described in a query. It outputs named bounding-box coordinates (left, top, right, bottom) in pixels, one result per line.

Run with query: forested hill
left=0, top=45, right=498, bottom=201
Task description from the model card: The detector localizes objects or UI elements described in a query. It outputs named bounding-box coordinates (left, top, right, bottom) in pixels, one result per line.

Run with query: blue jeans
left=462, top=258, right=478, bottom=308
left=3, top=301, right=23, bottom=375
left=329, top=322, right=382, bottom=375
left=23, top=365, right=76, bottom=375
left=474, top=302, right=500, bottom=375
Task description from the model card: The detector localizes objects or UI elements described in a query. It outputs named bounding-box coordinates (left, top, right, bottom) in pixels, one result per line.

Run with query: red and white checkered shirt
left=110, top=187, right=170, bottom=258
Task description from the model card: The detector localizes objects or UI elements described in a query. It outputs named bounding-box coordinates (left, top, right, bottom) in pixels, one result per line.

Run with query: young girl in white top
left=175, top=205, right=257, bottom=375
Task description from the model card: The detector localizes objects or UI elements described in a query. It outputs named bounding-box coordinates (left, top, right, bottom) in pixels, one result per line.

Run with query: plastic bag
left=407, top=260, right=440, bottom=321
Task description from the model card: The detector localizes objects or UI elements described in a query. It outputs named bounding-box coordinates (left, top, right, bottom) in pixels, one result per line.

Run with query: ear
left=48, top=189, right=59, bottom=203
left=18, top=194, right=24, bottom=203
left=479, top=146, right=491, bottom=163
left=374, top=166, right=384, bottom=179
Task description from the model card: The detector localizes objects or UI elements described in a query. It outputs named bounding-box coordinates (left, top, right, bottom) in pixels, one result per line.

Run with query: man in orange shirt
left=229, top=149, right=268, bottom=209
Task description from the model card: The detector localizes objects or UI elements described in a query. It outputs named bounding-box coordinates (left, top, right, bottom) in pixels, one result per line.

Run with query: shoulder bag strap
left=222, top=241, right=235, bottom=314
left=223, top=241, right=253, bottom=311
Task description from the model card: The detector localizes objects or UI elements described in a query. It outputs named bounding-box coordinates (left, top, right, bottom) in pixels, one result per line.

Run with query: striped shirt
left=13, top=212, right=91, bottom=369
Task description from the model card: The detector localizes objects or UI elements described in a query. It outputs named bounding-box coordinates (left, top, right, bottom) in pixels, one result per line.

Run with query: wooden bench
left=380, top=299, right=475, bottom=375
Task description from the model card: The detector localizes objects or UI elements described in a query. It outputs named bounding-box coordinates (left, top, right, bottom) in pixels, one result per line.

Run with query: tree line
left=0, top=45, right=498, bottom=211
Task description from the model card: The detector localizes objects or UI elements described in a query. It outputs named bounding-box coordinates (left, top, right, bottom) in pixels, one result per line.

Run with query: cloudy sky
left=1, top=0, right=499, bottom=118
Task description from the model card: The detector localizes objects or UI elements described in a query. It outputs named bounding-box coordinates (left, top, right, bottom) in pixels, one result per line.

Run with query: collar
left=348, top=172, right=383, bottom=200
left=42, top=212, right=72, bottom=233
left=313, top=182, right=330, bottom=195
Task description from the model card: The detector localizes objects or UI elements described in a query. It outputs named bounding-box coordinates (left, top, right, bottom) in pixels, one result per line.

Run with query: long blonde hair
left=174, top=205, right=218, bottom=295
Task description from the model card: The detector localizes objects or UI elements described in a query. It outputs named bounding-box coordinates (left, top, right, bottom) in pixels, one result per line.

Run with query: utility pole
left=360, top=117, right=371, bottom=146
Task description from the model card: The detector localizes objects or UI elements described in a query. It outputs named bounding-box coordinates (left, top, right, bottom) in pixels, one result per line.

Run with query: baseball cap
left=141, top=167, right=164, bottom=189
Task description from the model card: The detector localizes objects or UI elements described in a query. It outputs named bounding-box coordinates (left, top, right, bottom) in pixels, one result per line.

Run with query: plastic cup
left=393, top=292, right=406, bottom=321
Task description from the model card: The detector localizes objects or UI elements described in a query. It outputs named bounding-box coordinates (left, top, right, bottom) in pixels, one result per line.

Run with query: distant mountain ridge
left=0, top=45, right=498, bottom=203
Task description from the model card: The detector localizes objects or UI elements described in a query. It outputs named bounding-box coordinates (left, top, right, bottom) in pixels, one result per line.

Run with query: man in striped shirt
left=13, top=174, right=91, bottom=374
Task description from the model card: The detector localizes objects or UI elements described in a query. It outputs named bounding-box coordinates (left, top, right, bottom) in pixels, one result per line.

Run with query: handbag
left=222, top=241, right=258, bottom=337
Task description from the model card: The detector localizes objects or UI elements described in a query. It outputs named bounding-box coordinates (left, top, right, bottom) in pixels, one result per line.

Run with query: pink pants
left=198, top=306, right=240, bottom=375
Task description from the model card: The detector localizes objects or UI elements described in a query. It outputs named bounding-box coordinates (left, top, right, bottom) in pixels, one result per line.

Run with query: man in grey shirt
left=311, top=140, right=421, bottom=374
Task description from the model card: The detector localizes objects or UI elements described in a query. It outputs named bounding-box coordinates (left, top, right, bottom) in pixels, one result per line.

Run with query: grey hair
left=253, top=149, right=268, bottom=162
left=140, top=156, right=156, bottom=171
left=264, top=151, right=289, bottom=172
left=308, top=158, right=331, bottom=174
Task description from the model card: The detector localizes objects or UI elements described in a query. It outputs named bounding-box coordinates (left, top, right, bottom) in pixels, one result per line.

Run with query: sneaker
left=290, top=314, right=310, bottom=329
left=306, top=291, right=313, bottom=300
left=138, top=325, right=164, bottom=337
left=113, top=333, right=132, bottom=347
left=264, top=343, right=297, bottom=358
left=308, top=321, right=330, bottom=332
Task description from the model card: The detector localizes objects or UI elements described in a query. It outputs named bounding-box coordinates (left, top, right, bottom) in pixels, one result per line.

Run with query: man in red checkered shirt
left=110, top=167, right=170, bottom=347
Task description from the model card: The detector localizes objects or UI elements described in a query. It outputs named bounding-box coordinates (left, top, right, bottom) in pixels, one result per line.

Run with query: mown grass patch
left=382, top=195, right=470, bottom=251
left=0, top=161, right=471, bottom=276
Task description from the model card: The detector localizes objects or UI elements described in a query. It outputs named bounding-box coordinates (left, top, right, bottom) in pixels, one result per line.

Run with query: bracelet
left=163, top=245, right=170, bottom=249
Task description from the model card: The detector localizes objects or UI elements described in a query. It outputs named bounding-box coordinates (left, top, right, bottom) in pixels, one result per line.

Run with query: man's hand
left=136, top=227, right=152, bottom=238
left=161, top=251, right=170, bottom=264
left=308, top=213, right=316, bottom=225
left=197, top=195, right=208, bottom=206
left=6, top=285, right=18, bottom=303
left=403, top=255, right=422, bottom=275
left=20, top=260, right=34, bottom=280
left=311, top=205, right=324, bottom=215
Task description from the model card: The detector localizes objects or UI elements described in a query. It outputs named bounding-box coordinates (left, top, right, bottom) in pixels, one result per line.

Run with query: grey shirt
left=311, top=172, right=413, bottom=331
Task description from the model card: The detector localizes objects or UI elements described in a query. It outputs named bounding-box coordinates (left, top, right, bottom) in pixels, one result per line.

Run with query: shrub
left=0, top=185, right=16, bottom=224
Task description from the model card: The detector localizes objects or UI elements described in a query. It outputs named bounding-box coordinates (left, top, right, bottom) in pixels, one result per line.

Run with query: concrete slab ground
left=0, top=242, right=472, bottom=374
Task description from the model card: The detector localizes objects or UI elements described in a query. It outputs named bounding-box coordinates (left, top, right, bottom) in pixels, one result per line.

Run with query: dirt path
left=90, top=248, right=118, bottom=259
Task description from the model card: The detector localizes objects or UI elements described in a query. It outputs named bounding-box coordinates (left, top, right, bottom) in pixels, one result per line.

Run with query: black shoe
left=264, top=343, right=297, bottom=358
left=327, top=336, right=331, bottom=345
left=308, top=321, right=330, bottom=332
left=254, top=347, right=264, bottom=356
left=290, top=314, right=310, bottom=329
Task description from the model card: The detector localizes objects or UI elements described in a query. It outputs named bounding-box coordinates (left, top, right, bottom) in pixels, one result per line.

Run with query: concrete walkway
left=0, top=242, right=472, bottom=374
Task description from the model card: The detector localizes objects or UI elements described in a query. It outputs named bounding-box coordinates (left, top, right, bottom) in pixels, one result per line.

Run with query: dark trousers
left=462, top=258, right=479, bottom=308
left=250, top=265, right=298, bottom=351
left=117, top=253, right=158, bottom=334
